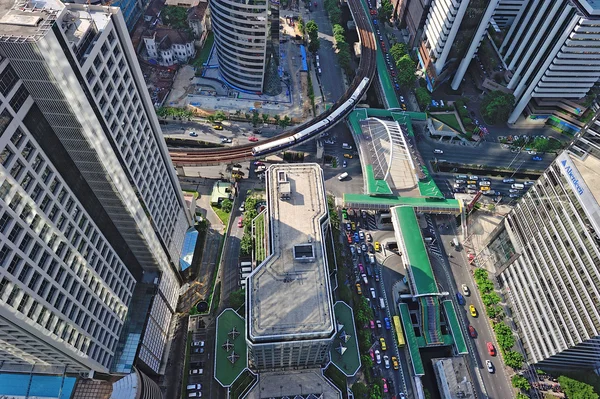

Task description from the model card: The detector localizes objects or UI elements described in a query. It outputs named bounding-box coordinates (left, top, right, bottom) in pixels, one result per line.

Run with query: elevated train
left=251, top=77, right=371, bottom=156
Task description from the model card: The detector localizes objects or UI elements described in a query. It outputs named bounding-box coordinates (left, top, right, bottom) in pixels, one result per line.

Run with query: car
left=237, top=217, right=243, bottom=228
left=370, top=287, right=376, bottom=299
left=384, top=355, right=390, bottom=369
left=467, top=184, right=477, bottom=189
left=351, top=221, right=356, bottom=230
left=455, top=179, right=466, bottom=184
left=509, top=189, right=519, bottom=193
left=345, top=222, right=351, bottom=231
left=354, top=232, right=360, bottom=243
left=433, top=149, right=444, bottom=154
left=503, top=178, right=515, bottom=183
left=187, top=383, right=202, bottom=390
left=374, top=271, right=380, bottom=282
left=470, top=305, right=477, bottom=317
left=357, top=246, right=362, bottom=255
left=358, top=263, right=365, bottom=274
left=456, top=292, right=465, bottom=305
left=382, top=378, right=388, bottom=393
left=189, top=368, right=203, bottom=375
left=192, top=347, right=205, bottom=354
left=376, top=319, right=382, bottom=329
left=359, top=231, right=365, bottom=241
left=361, top=243, right=368, bottom=252
left=509, top=193, right=520, bottom=198
left=366, top=233, right=372, bottom=242
left=468, top=175, right=479, bottom=181
left=374, top=241, right=380, bottom=251
left=189, top=131, right=198, bottom=137
left=384, top=317, right=391, bottom=330
left=369, top=348, right=375, bottom=361
left=350, top=245, right=356, bottom=255
left=524, top=181, right=535, bottom=186
left=375, top=349, right=382, bottom=364
left=368, top=243, right=374, bottom=253
left=391, top=356, right=399, bottom=370
left=192, top=341, right=205, bottom=347
left=527, top=150, right=536, bottom=155
left=342, top=160, right=347, bottom=168
left=369, top=320, right=375, bottom=329
left=343, top=153, right=353, bottom=159
left=248, top=136, right=259, bottom=142
left=486, top=360, right=494, bottom=373
left=462, top=284, right=470, bottom=296
left=479, top=181, right=491, bottom=187
left=487, top=342, right=496, bottom=356
left=380, top=337, right=387, bottom=350
left=362, top=273, right=368, bottom=284
left=239, top=202, right=245, bottom=212
left=468, top=325, right=477, bottom=338
left=213, top=125, right=223, bottom=130
left=532, top=156, right=543, bottom=161
left=355, top=283, right=362, bottom=295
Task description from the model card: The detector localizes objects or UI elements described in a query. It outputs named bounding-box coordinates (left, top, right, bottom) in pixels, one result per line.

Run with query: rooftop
left=329, top=302, right=361, bottom=376
left=569, top=151, right=600, bottom=206
left=432, top=357, right=476, bottom=399
left=0, top=372, right=76, bottom=399
left=214, top=309, right=248, bottom=387
left=244, top=369, right=341, bottom=399
left=248, top=164, right=335, bottom=342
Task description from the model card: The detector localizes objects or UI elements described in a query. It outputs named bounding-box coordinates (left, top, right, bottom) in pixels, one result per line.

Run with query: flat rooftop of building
left=0, top=0, right=111, bottom=41
left=579, top=0, right=600, bottom=15
left=571, top=152, right=600, bottom=206
left=248, top=164, right=335, bottom=341
left=432, top=357, right=476, bottom=399
left=0, top=372, right=76, bottom=399
left=244, top=369, right=341, bottom=399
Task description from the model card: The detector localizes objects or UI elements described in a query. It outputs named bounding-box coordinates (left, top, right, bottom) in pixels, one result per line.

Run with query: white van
left=511, top=183, right=524, bottom=189
left=342, top=143, right=353, bottom=150
left=338, top=172, right=349, bottom=181
left=379, top=297, right=386, bottom=309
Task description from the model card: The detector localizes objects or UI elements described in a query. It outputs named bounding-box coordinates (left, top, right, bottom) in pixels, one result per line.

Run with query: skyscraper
left=0, top=0, right=191, bottom=374
left=210, top=0, right=279, bottom=94
left=484, top=109, right=600, bottom=370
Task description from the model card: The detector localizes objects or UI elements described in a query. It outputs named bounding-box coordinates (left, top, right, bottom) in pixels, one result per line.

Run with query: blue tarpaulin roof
left=300, top=45, right=308, bottom=71
left=0, top=373, right=76, bottom=399
left=180, top=227, right=199, bottom=271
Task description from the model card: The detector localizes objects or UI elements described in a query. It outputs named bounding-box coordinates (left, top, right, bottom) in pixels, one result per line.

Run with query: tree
left=494, top=322, right=515, bottom=350
left=415, top=87, right=431, bottom=110
left=504, top=350, right=525, bottom=369
left=474, top=268, right=489, bottom=281
left=240, top=234, right=253, bottom=255
left=297, top=16, right=305, bottom=35
left=279, top=115, right=292, bottom=129
left=486, top=304, right=503, bottom=319
left=352, top=382, right=369, bottom=399
left=516, top=394, right=529, bottom=399
left=512, top=375, right=531, bottom=391
left=220, top=199, right=232, bottom=213
left=478, top=279, right=494, bottom=294
left=251, top=110, right=260, bottom=127
left=558, top=376, right=599, bottom=399
left=161, top=6, right=189, bottom=29
left=389, top=43, right=407, bottom=62
left=396, top=54, right=416, bottom=88
left=261, top=113, right=270, bottom=124
left=333, top=24, right=345, bottom=38
left=305, top=21, right=320, bottom=53
left=481, top=90, right=515, bottom=125
left=214, top=110, right=226, bottom=121
left=308, top=37, right=321, bottom=53
left=244, top=112, right=251, bottom=121
left=369, top=384, right=382, bottom=399
left=273, top=114, right=281, bottom=126
left=482, top=292, right=501, bottom=306
left=228, top=289, right=245, bottom=311
left=378, top=0, right=393, bottom=23
left=361, top=355, right=373, bottom=370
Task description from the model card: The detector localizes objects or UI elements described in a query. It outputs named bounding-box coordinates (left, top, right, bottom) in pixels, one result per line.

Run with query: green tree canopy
left=511, top=375, right=531, bottom=391
left=493, top=322, right=515, bottom=350
left=220, top=199, right=232, bottom=213
left=352, top=382, right=369, bottom=399
left=297, top=16, right=305, bottom=35
left=161, top=6, right=188, bottom=29
left=415, top=87, right=431, bottom=110
left=558, top=376, right=599, bottom=399
left=504, top=350, right=524, bottom=369
left=486, top=304, right=503, bottom=319
left=482, top=292, right=501, bottom=306
left=240, top=234, right=252, bottom=255
left=378, top=0, right=393, bottom=23
left=333, top=24, right=345, bottom=37
left=396, top=54, right=416, bottom=88
left=228, top=289, right=245, bottom=311
left=389, top=43, right=407, bottom=62
left=305, top=20, right=318, bottom=40
left=369, top=384, right=382, bottom=399
left=474, top=268, right=489, bottom=281
left=214, top=110, right=226, bottom=121
left=481, top=90, right=515, bottom=125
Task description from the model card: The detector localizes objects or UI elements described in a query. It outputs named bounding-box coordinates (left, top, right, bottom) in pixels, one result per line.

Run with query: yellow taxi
left=351, top=221, right=356, bottom=231
left=469, top=305, right=477, bottom=317
left=343, top=153, right=353, bottom=159
left=391, top=356, right=399, bottom=370
left=212, top=124, right=223, bottom=130
left=374, top=241, right=380, bottom=252
left=480, top=186, right=490, bottom=191
left=379, top=337, right=387, bottom=351
left=356, top=283, right=362, bottom=295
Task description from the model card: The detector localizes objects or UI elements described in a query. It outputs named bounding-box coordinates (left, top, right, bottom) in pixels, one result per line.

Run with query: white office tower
left=210, top=0, right=274, bottom=93
left=246, top=164, right=335, bottom=369
left=420, top=0, right=499, bottom=89
left=0, top=0, right=191, bottom=374
left=497, top=0, right=600, bottom=123
left=492, top=0, right=526, bottom=28
left=485, top=110, right=600, bottom=370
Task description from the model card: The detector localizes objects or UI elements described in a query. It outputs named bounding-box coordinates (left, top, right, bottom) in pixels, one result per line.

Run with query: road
left=426, top=214, right=515, bottom=399
left=162, top=119, right=284, bottom=145
left=344, top=210, right=412, bottom=398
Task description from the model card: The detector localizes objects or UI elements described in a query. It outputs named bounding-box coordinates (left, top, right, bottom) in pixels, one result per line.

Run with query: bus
left=392, top=316, right=406, bottom=347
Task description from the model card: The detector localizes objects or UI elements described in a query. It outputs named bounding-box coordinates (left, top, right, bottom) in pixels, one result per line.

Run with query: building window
left=0, top=147, right=14, bottom=167
left=0, top=109, right=13, bottom=136
left=0, top=212, right=12, bottom=234
left=9, top=84, right=29, bottom=113
left=0, top=65, right=18, bottom=96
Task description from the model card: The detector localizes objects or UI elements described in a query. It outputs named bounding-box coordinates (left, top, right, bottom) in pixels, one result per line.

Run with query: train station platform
left=442, top=300, right=469, bottom=355
left=399, top=303, right=425, bottom=376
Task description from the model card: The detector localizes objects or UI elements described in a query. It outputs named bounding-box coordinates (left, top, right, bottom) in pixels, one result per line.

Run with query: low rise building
left=143, top=28, right=195, bottom=67
left=246, top=164, right=336, bottom=369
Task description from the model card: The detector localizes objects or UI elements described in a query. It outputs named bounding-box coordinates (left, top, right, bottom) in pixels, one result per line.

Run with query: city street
left=427, top=215, right=515, bottom=399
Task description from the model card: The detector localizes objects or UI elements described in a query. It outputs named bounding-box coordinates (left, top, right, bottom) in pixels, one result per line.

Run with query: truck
left=511, top=183, right=524, bottom=189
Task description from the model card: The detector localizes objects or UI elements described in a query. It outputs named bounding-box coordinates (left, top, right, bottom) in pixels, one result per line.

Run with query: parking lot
left=185, top=316, right=211, bottom=398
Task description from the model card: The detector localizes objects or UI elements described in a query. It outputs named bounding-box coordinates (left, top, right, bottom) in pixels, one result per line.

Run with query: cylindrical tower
left=210, top=0, right=269, bottom=93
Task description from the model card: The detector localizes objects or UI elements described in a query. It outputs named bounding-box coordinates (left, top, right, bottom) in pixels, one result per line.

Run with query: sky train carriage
left=251, top=77, right=371, bottom=156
